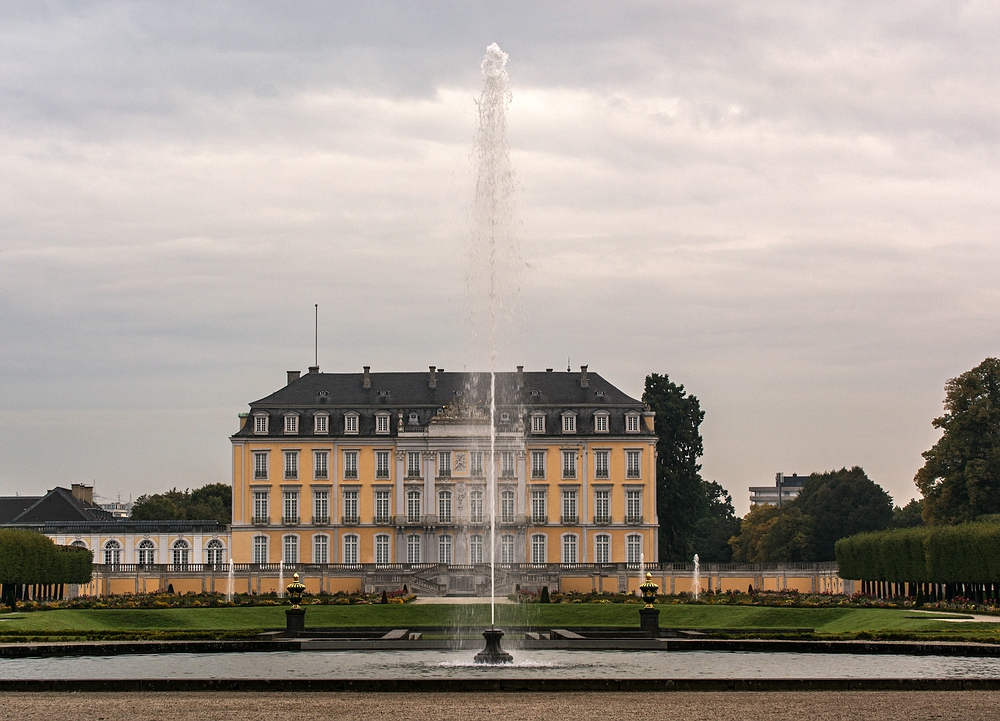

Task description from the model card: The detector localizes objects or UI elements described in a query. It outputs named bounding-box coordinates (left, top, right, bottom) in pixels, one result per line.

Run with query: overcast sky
left=1, top=1, right=997, bottom=514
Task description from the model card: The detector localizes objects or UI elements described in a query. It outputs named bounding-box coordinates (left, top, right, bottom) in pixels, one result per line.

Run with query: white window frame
left=375, top=450, right=391, bottom=479
left=471, top=451, right=484, bottom=477
left=314, top=450, right=328, bottom=480
left=438, top=489, right=453, bottom=523
left=284, top=414, right=299, bottom=435
left=500, top=489, right=515, bottom=523
left=627, top=489, right=642, bottom=522
left=342, top=489, right=359, bottom=523
left=594, top=450, right=610, bottom=479
left=375, top=534, right=391, bottom=565
left=501, top=451, right=515, bottom=477
left=282, top=490, right=299, bottom=523
left=253, top=413, right=268, bottom=435
left=374, top=489, right=391, bottom=523
left=375, top=413, right=390, bottom=435
left=594, top=412, right=609, bottom=433
left=562, top=534, right=578, bottom=564
left=626, top=450, right=642, bottom=479
left=627, top=534, right=642, bottom=564
left=501, top=534, right=515, bottom=564
left=284, top=450, right=299, bottom=480
left=313, top=534, right=329, bottom=564
left=406, top=534, right=421, bottom=564
left=530, top=413, right=545, bottom=434
left=595, top=533, right=611, bottom=564
left=531, top=489, right=547, bottom=523
left=561, top=414, right=576, bottom=434
left=530, top=533, right=547, bottom=564
left=344, top=412, right=359, bottom=435
left=531, top=450, right=546, bottom=479
left=561, top=489, right=578, bottom=523
left=343, top=450, right=359, bottom=479
left=406, top=452, right=422, bottom=478
left=137, top=539, right=156, bottom=565
left=253, top=535, right=268, bottom=564
left=103, top=540, right=122, bottom=566
left=469, top=534, right=484, bottom=564
left=253, top=490, right=269, bottom=523
left=314, top=413, right=329, bottom=434
left=438, top=451, right=452, bottom=477
left=562, top=450, right=577, bottom=479
left=438, top=534, right=453, bottom=564
left=313, top=490, right=329, bottom=523
left=253, top=451, right=269, bottom=480
left=626, top=412, right=641, bottom=433
left=406, top=489, right=422, bottom=523
left=283, top=534, right=298, bottom=564
left=470, top=490, right=484, bottom=523
left=594, top=489, right=610, bottom=523
left=343, top=534, right=359, bottom=564
left=171, top=540, right=190, bottom=568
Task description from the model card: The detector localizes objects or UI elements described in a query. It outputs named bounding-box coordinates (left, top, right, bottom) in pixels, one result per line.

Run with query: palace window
left=406, top=452, right=422, bottom=478
left=103, top=540, right=122, bottom=566
left=626, top=450, right=641, bottom=478
left=253, top=451, right=269, bottom=480
left=253, top=535, right=268, bottom=564
left=284, top=451, right=299, bottom=480
left=171, top=540, right=190, bottom=568
left=407, top=534, right=421, bottom=564
left=562, top=534, right=578, bottom=564
left=342, top=490, right=359, bottom=524
left=313, top=534, right=328, bottom=564
left=594, top=450, right=609, bottom=479
left=469, top=534, right=484, bottom=564
left=562, top=450, right=576, bottom=479
left=376, top=450, right=391, bottom=479
left=500, top=489, right=515, bottom=523
left=438, top=490, right=453, bottom=523
left=595, top=534, right=611, bottom=564
left=471, top=451, right=484, bottom=477
left=252, top=491, right=269, bottom=523
left=626, top=413, right=641, bottom=433
left=627, top=490, right=642, bottom=523
left=282, top=490, right=299, bottom=524
left=253, top=413, right=268, bottom=434
left=530, top=413, right=545, bottom=434
left=438, top=451, right=451, bottom=477
left=284, top=414, right=298, bottom=434
left=310, top=451, right=327, bottom=480
left=469, top=490, right=484, bottom=523
left=314, top=413, right=328, bottom=434
left=561, top=489, right=578, bottom=524
left=313, top=490, right=329, bottom=523
left=501, top=451, right=515, bottom=477
left=376, top=413, right=390, bottom=434
left=530, top=534, right=547, bottom=564
left=627, top=534, right=642, bottom=564
left=375, top=534, right=391, bottom=565
left=531, top=490, right=547, bottom=524
left=562, top=414, right=576, bottom=433
left=374, top=490, right=391, bottom=523
left=501, top=534, right=515, bottom=564
left=438, top=534, right=452, bottom=564
left=343, top=534, right=359, bottom=564
left=343, top=450, right=358, bottom=479
left=344, top=413, right=359, bottom=434
left=283, top=535, right=298, bottom=564
left=594, top=489, right=610, bottom=523
left=594, top=412, right=609, bottom=433
left=530, top=450, right=546, bottom=479
left=406, top=489, right=422, bottom=523
left=137, top=539, right=156, bottom=566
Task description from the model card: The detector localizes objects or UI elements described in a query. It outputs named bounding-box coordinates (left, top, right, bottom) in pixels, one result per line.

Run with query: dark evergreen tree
left=915, top=358, right=1000, bottom=525
left=796, top=467, right=893, bottom=561
left=131, top=483, right=232, bottom=525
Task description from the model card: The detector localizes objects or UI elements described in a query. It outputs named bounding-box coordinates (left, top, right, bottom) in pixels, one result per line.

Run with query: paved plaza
left=1, top=691, right=998, bottom=721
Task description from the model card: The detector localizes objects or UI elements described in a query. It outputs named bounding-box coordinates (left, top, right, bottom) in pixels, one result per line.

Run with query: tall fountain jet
left=471, top=42, right=516, bottom=665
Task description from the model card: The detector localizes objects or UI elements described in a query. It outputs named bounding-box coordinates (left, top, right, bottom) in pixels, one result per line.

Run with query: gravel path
left=1, top=691, right=999, bottom=721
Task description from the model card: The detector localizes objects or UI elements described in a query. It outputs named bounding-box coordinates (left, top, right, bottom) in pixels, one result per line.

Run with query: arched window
left=406, top=489, right=422, bottom=523
left=530, top=534, right=547, bottom=565
left=406, top=534, right=421, bottom=564
left=500, top=534, right=515, bottom=564
left=343, top=534, right=359, bottom=564
left=205, top=539, right=225, bottom=566
left=375, top=534, right=391, bottom=565
left=562, top=534, right=578, bottom=564
left=313, top=534, right=329, bottom=564
left=253, top=535, right=268, bottom=564
left=103, top=540, right=122, bottom=566
left=469, top=534, right=484, bottom=564
left=283, top=535, right=298, bottom=564
left=626, top=534, right=642, bottom=564
left=595, top=534, right=611, bottom=564
left=438, top=534, right=452, bottom=564
left=171, top=540, right=190, bottom=568
left=137, top=539, right=156, bottom=566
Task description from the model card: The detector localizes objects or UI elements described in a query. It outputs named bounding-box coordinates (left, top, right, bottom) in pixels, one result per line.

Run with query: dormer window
left=375, top=413, right=390, bottom=434
left=253, top=413, right=269, bottom=435
left=314, top=413, right=329, bottom=435
left=561, top=413, right=577, bottom=434
left=594, top=412, right=609, bottom=433
left=345, top=413, right=359, bottom=435
left=500, top=412, right=510, bottom=424
left=530, top=413, right=545, bottom=434
left=625, top=412, right=641, bottom=433
left=284, top=414, right=299, bottom=434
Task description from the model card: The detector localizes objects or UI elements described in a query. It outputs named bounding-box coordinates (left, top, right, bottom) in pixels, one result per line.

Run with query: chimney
left=308, top=365, right=319, bottom=374
left=287, top=370, right=301, bottom=385
left=429, top=365, right=437, bottom=389
left=71, top=483, right=93, bottom=505
left=516, top=365, right=524, bottom=390
left=363, top=366, right=371, bottom=389
left=580, top=365, right=589, bottom=389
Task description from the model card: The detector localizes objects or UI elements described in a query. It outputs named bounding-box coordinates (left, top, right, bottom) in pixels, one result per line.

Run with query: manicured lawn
left=0, top=603, right=987, bottom=637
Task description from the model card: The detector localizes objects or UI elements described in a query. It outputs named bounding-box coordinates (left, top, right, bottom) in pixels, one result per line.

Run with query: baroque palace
left=1, top=364, right=846, bottom=597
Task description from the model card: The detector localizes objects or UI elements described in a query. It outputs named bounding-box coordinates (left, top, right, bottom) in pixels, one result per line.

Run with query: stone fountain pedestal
left=474, top=627, right=513, bottom=665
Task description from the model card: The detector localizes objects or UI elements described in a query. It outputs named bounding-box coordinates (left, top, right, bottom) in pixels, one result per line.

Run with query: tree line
left=0, top=529, right=92, bottom=608
left=131, top=483, right=232, bottom=526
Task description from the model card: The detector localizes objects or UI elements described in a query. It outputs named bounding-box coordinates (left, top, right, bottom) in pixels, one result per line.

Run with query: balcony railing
left=625, top=515, right=643, bottom=525
left=282, top=516, right=299, bottom=525
left=252, top=516, right=269, bottom=525
left=342, top=515, right=359, bottom=525
left=344, top=470, right=358, bottom=480
left=530, top=515, right=547, bottom=525
left=254, top=473, right=268, bottom=481
left=561, top=515, right=579, bottom=525
left=374, top=515, right=392, bottom=525
left=314, top=472, right=328, bottom=480
left=312, top=516, right=329, bottom=525
left=376, top=471, right=390, bottom=480
left=593, top=515, right=611, bottom=524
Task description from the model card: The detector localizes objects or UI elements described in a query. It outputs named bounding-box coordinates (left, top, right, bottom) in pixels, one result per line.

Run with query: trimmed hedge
left=836, top=523, right=1000, bottom=582
left=0, top=529, right=92, bottom=585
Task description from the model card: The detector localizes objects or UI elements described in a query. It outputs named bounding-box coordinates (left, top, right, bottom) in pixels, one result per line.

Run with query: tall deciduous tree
left=916, top=358, right=1000, bottom=525
left=131, top=483, right=232, bottom=525
left=642, top=373, right=706, bottom=561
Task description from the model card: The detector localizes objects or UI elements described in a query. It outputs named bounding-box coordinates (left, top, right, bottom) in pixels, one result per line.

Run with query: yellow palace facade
left=230, top=365, right=659, bottom=582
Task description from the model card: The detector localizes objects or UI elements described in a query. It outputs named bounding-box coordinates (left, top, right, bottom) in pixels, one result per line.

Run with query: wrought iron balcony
left=625, top=515, right=643, bottom=525
left=530, top=515, right=548, bottom=525
left=251, top=516, right=269, bottom=525
left=282, top=516, right=299, bottom=525
left=561, top=515, right=579, bottom=525
left=594, top=515, right=611, bottom=525
left=374, top=515, right=392, bottom=525
left=342, top=515, right=360, bottom=525
left=312, top=516, right=330, bottom=525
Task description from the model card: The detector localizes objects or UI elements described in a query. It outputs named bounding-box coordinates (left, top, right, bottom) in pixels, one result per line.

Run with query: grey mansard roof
left=233, top=369, right=652, bottom=439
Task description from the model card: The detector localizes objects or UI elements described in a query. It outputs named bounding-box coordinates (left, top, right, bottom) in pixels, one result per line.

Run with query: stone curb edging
left=2, top=679, right=1000, bottom=693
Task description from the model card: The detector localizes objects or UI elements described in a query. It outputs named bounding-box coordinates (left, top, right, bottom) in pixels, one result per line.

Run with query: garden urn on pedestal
left=638, top=572, right=660, bottom=636
left=285, top=572, right=306, bottom=633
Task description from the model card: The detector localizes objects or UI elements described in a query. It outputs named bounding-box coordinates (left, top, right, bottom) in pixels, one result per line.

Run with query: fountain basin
left=473, top=628, right=513, bottom=665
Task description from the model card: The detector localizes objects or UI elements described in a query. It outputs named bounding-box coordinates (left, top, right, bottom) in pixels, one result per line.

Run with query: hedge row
left=0, top=529, right=93, bottom=584
left=836, top=523, right=1000, bottom=582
